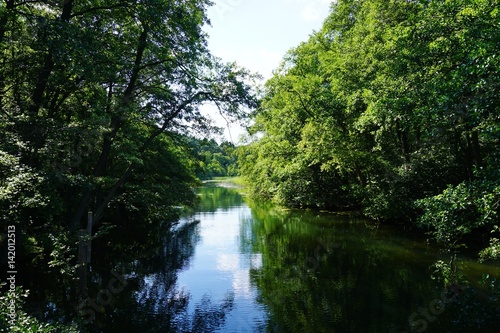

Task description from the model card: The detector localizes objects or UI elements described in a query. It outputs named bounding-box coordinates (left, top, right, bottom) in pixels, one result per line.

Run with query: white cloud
left=216, top=253, right=262, bottom=298
left=217, top=253, right=241, bottom=272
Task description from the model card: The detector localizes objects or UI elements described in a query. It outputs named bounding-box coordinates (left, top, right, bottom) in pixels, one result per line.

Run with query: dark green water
left=22, top=183, right=500, bottom=332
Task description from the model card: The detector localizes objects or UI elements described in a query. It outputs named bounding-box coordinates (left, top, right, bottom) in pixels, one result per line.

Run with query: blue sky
left=202, top=0, right=333, bottom=142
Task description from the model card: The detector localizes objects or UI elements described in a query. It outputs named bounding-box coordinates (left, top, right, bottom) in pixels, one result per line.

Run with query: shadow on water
left=19, top=187, right=239, bottom=332
left=83, top=214, right=242, bottom=333
left=16, top=183, right=500, bottom=332
left=242, top=198, right=500, bottom=333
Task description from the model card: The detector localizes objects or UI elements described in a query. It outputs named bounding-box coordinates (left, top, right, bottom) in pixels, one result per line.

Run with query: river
left=23, top=182, right=500, bottom=332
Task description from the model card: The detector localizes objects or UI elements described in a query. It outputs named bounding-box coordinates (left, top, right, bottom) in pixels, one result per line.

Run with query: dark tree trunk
left=70, top=27, right=149, bottom=229
left=396, top=118, right=411, bottom=164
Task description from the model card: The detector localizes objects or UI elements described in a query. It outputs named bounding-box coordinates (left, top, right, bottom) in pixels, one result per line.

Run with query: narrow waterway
left=23, top=182, right=500, bottom=332
left=121, top=182, right=500, bottom=332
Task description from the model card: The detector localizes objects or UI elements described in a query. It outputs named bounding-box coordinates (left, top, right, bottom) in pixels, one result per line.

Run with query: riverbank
left=205, top=179, right=500, bottom=290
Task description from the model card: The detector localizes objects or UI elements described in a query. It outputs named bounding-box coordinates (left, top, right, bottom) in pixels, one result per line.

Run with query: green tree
left=239, top=0, right=500, bottom=258
left=0, top=0, right=258, bottom=275
left=183, top=137, right=239, bottom=179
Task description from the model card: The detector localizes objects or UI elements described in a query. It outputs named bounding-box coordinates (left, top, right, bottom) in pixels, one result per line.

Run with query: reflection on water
left=84, top=217, right=239, bottom=333
left=82, top=184, right=268, bottom=332
left=174, top=185, right=267, bottom=332
left=22, top=183, right=500, bottom=332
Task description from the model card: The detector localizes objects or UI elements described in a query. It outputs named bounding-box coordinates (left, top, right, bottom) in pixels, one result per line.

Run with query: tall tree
left=240, top=0, right=500, bottom=253
left=0, top=0, right=258, bottom=257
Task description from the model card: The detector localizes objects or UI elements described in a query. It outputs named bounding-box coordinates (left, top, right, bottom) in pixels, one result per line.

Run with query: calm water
left=23, top=182, right=500, bottom=332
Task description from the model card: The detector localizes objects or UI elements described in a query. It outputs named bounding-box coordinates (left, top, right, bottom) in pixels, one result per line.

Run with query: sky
left=202, top=0, right=333, bottom=143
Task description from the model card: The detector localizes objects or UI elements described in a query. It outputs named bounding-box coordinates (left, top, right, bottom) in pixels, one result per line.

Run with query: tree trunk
left=396, top=118, right=411, bottom=164
left=29, top=0, right=74, bottom=116
left=70, top=26, right=149, bottom=229
left=23, top=0, right=74, bottom=166
left=471, top=130, right=482, bottom=169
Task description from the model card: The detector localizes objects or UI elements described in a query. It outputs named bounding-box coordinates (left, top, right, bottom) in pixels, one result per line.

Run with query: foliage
left=0, top=0, right=257, bottom=328
left=238, top=0, right=500, bottom=260
left=417, top=178, right=500, bottom=249
left=0, top=286, right=81, bottom=332
left=430, top=257, right=465, bottom=287
left=480, top=235, right=500, bottom=262
left=183, top=136, right=239, bottom=179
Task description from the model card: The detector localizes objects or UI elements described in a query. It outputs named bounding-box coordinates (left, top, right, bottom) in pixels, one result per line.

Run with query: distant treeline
left=184, top=137, right=238, bottom=179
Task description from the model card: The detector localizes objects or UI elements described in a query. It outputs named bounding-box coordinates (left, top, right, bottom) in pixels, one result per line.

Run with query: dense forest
left=184, top=137, right=239, bottom=179
left=0, top=0, right=256, bottom=330
left=239, top=0, right=500, bottom=262
left=1, top=0, right=500, bottom=331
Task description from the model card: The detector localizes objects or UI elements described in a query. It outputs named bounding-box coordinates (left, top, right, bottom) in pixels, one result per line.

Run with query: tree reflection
left=196, top=184, right=244, bottom=212
left=244, top=201, right=451, bottom=333
left=187, top=293, right=235, bottom=332
left=19, top=205, right=236, bottom=333
left=82, top=218, right=236, bottom=333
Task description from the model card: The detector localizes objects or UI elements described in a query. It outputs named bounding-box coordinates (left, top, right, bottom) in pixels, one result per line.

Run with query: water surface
left=22, top=183, right=500, bottom=332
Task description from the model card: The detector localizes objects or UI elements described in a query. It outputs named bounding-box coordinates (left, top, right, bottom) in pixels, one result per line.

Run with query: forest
left=239, top=0, right=500, bottom=262
left=1, top=0, right=499, bottom=331
left=0, top=0, right=256, bottom=330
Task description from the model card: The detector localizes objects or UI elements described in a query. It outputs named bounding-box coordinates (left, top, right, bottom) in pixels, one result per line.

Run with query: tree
left=239, top=0, right=500, bottom=256
left=0, top=0, right=258, bottom=270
